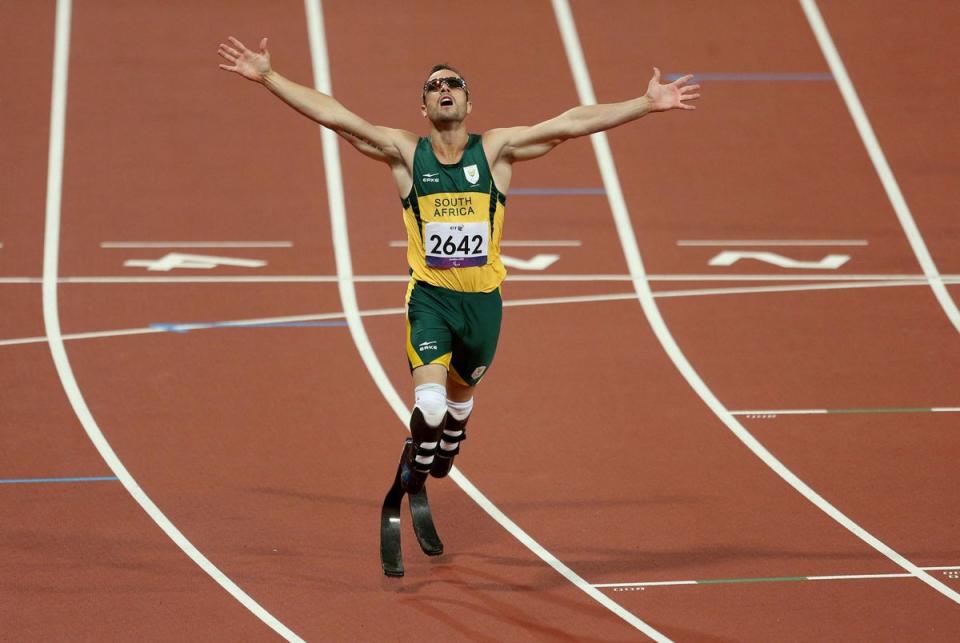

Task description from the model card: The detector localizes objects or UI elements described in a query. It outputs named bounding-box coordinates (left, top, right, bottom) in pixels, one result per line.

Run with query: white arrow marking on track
left=500, top=253, right=560, bottom=270
left=708, top=251, right=850, bottom=270
left=123, top=253, right=267, bottom=271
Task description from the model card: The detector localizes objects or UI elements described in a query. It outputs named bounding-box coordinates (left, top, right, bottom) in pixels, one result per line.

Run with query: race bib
left=424, top=221, right=489, bottom=268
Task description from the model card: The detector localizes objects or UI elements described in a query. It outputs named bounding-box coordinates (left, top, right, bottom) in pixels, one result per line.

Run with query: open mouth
left=439, top=96, right=454, bottom=107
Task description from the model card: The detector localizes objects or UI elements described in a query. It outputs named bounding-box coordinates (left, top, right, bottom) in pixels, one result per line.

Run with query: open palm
left=218, top=36, right=271, bottom=82
left=645, top=67, right=700, bottom=112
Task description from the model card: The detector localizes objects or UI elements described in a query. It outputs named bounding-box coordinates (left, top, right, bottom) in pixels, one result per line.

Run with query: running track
left=2, top=1, right=959, bottom=640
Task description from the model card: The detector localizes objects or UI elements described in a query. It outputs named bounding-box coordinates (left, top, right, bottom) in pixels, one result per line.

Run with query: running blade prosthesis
left=380, top=438, right=443, bottom=577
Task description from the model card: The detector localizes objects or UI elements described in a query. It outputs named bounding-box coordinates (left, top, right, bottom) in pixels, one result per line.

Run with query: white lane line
left=534, top=4, right=670, bottom=642
left=304, top=0, right=662, bottom=638
left=809, top=567, right=960, bottom=580
left=2, top=279, right=955, bottom=349
left=5, top=327, right=161, bottom=348
left=389, top=239, right=582, bottom=248
left=39, top=2, right=301, bottom=640
left=0, top=307, right=405, bottom=348
left=604, top=580, right=698, bottom=588
left=734, top=409, right=827, bottom=416
left=652, top=279, right=936, bottom=299
left=553, top=0, right=960, bottom=607
left=593, top=565, right=960, bottom=589
left=521, top=273, right=960, bottom=283
left=677, top=240, right=868, bottom=247
left=810, top=573, right=912, bottom=581
left=2, top=276, right=349, bottom=283
left=3, top=273, right=960, bottom=285
left=732, top=407, right=960, bottom=416
left=800, top=0, right=960, bottom=333
left=502, top=239, right=583, bottom=247
left=101, top=241, right=294, bottom=248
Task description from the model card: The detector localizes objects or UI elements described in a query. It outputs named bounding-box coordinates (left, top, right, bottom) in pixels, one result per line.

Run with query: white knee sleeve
left=415, top=383, right=447, bottom=427
left=447, top=397, right=473, bottom=421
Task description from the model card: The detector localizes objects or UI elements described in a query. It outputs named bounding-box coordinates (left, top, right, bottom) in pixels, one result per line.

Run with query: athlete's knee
left=414, top=382, right=447, bottom=427
left=408, top=383, right=447, bottom=484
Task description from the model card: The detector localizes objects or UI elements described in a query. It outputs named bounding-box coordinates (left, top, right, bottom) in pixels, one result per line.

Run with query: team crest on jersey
left=463, top=164, right=480, bottom=185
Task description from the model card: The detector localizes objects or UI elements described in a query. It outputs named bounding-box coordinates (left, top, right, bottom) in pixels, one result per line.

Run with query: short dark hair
left=422, top=63, right=469, bottom=101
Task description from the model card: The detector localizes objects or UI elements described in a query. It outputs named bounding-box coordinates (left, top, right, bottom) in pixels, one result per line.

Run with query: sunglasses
left=423, top=76, right=467, bottom=93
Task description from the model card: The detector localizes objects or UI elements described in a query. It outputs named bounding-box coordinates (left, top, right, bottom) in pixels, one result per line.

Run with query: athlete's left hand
left=645, top=67, right=700, bottom=111
left=218, top=36, right=272, bottom=83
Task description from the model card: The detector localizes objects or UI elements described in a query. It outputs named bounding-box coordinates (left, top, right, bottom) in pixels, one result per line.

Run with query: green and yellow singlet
left=401, top=134, right=506, bottom=293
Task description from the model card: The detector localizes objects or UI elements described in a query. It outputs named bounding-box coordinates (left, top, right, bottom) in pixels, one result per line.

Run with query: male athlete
left=218, top=37, right=699, bottom=494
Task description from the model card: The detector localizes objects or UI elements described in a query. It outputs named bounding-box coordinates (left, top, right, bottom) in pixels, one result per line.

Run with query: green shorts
left=405, top=280, right=503, bottom=387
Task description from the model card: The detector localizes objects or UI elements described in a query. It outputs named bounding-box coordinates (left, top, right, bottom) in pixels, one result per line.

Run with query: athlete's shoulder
left=480, top=127, right=526, bottom=168
left=384, top=128, right=421, bottom=155
left=381, top=127, right=419, bottom=142
left=481, top=127, right=524, bottom=145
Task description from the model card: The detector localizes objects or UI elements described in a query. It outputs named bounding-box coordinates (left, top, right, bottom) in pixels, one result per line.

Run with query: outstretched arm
left=487, top=67, right=699, bottom=163
left=217, top=36, right=413, bottom=163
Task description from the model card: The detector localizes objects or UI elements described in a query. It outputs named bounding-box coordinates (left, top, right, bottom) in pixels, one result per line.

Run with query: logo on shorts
left=463, top=164, right=479, bottom=185
left=471, top=365, right=487, bottom=380
left=418, top=340, right=438, bottom=351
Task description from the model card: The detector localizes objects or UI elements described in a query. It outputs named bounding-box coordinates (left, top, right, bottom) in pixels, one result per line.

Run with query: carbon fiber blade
left=380, top=464, right=405, bottom=577
left=409, top=485, right=443, bottom=556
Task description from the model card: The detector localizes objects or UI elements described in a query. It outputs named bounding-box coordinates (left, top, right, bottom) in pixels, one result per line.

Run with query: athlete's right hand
left=218, top=36, right=271, bottom=82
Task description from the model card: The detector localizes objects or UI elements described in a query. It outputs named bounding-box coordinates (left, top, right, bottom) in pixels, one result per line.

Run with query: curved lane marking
left=40, top=1, right=303, bottom=639
left=551, top=0, right=960, bottom=606
left=303, top=0, right=668, bottom=640
left=800, top=0, right=960, bottom=333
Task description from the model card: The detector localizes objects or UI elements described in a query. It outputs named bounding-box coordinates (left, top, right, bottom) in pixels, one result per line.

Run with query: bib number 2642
left=425, top=222, right=489, bottom=269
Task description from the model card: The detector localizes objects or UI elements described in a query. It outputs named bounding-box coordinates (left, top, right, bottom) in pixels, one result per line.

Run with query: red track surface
left=3, top=1, right=959, bottom=640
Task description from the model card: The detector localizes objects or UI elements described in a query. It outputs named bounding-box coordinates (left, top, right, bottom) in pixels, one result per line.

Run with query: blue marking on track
left=510, top=187, right=606, bottom=195
left=151, top=322, right=188, bottom=333
left=151, top=320, right=349, bottom=333
left=0, top=476, right=119, bottom=485
left=230, top=321, right=348, bottom=328
left=666, top=72, right=834, bottom=82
